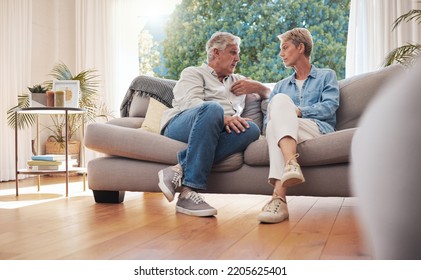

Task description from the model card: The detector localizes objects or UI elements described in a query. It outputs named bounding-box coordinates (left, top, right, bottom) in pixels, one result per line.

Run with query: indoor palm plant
left=8, top=62, right=110, bottom=155
left=384, top=7, right=421, bottom=66
left=44, top=62, right=101, bottom=153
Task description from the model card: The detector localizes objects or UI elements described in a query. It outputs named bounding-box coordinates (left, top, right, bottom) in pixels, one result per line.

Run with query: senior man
left=158, top=31, right=270, bottom=217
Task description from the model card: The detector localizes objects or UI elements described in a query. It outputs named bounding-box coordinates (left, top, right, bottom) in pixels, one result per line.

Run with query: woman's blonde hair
left=278, top=28, right=313, bottom=57
left=206, top=32, right=241, bottom=62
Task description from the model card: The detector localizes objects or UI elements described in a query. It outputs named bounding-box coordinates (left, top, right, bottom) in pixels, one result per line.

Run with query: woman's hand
left=296, top=107, right=302, bottom=117
left=224, top=115, right=251, bottom=134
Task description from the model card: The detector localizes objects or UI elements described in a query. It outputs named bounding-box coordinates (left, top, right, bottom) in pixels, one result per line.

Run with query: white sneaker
left=257, top=197, right=289, bottom=224
left=281, top=154, right=305, bottom=187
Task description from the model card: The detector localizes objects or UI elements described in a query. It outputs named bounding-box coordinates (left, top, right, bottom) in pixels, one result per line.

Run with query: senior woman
left=258, top=28, right=340, bottom=223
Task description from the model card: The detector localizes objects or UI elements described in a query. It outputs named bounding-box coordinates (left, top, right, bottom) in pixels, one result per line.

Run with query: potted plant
left=7, top=62, right=111, bottom=158
left=44, top=104, right=83, bottom=156
left=28, top=84, right=48, bottom=106
left=44, top=62, right=102, bottom=157
left=45, top=62, right=102, bottom=124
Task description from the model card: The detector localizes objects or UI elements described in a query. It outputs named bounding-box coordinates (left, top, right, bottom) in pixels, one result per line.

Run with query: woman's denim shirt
left=266, top=65, right=340, bottom=134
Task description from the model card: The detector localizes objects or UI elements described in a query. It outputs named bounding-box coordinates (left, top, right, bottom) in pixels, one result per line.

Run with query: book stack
left=27, top=154, right=78, bottom=171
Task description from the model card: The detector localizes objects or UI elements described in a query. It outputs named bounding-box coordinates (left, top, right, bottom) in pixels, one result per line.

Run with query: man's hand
left=224, top=115, right=251, bottom=134
left=231, top=79, right=270, bottom=99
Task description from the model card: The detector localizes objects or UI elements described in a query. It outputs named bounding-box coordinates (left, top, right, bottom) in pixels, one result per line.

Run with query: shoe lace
left=185, top=191, right=205, bottom=204
left=284, top=153, right=300, bottom=172
left=171, top=165, right=183, bottom=187
left=262, top=198, right=283, bottom=213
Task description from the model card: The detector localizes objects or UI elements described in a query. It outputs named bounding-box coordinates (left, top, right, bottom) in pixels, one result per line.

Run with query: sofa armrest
left=106, top=117, right=144, bottom=129
left=85, top=123, right=186, bottom=164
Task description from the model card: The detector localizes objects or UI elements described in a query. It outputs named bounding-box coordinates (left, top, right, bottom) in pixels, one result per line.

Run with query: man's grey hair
left=206, top=32, right=241, bottom=62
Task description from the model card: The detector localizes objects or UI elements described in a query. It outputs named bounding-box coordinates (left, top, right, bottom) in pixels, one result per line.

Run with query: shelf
left=15, top=108, right=87, bottom=197
left=18, top=107, right=85, bottom=115
left=18, top=167, right=86, bottom=175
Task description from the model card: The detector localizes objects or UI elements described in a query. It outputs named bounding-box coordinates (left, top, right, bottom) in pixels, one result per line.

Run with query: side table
left=15, top=107, right=87, bottom=197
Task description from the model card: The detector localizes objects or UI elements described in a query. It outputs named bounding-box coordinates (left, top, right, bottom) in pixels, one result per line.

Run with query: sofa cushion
left=241, top=93, right=263, bottom=130
left=140, top=98, right=170, bottom=133
left=212, top=153, right=244, bottom=172
left=336, top=64, right=403, bottom=130
left=243, top=136, right=268, bottom=166
left=244, top=128, right=355, bottom=167
left=128, top=94, right=149, bottom=117
left=298, top=128, right=355, bottom=166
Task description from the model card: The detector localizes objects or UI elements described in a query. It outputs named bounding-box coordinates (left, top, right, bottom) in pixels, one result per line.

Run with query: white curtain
left=346, top=0, right=421, bottom=77
left=75, top=0, right=140, bottom=116
left=0, top=0, right=33, bottom=182
left=75, top=0, right=141, bottom=163
left=0, top=0, right=141, bottom=181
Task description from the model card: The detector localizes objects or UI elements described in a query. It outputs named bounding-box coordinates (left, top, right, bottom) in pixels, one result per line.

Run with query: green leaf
left=384, top=44, right=421, bottom=67
left=392, top=9, right=421, bottom=30
left=6, top=95, right=36, bottom=129
left=161, top=0, right=351, bottom=81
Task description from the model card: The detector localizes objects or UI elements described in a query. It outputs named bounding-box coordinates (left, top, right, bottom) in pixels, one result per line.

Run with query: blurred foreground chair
left=351, top=58, right=421, bottom=259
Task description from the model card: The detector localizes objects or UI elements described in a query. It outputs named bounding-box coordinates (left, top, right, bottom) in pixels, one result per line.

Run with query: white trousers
left=265, top=94, right=321, bottom=185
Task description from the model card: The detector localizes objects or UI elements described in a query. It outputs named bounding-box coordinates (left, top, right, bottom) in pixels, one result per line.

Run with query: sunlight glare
left=138, top=0, right=181, bottom=17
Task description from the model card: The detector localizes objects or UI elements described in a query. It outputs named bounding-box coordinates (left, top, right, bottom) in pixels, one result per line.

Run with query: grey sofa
left=84, top=64, right=403, bottom=203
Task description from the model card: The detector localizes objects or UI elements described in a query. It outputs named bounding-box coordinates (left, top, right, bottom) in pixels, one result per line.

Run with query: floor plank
left=320, top=198, right=372, bottom=260
left=216, top=196, right=318, bottom=259
left=268, top=197, right=343, bottom=259
left=0, top=176, right=372, bottom=260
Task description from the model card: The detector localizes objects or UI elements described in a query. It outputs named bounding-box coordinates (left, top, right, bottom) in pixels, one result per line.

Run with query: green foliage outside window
left=162, top=0, right=350, bottom=82
left=139, top=30, right=161, bottom=76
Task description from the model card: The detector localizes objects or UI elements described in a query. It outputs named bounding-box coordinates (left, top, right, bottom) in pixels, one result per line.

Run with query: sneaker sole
left=257, top=213, right=289, bottom=224
left=176, top=206, right=217, bottom=217
left=158, top=170, right=175, bottom=202
left=282, top=177, right=305, bottom=188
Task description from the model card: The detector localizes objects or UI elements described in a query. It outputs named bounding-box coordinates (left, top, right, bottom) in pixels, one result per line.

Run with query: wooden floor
left=0, top=175, right=372, bottom=260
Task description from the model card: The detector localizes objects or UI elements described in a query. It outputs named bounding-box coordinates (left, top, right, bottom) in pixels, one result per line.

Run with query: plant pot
left=30, top=93, right=47, bottom=107
left=46, top=140, right=80, bottom=166
left=45, top=140, right=80, bottom=155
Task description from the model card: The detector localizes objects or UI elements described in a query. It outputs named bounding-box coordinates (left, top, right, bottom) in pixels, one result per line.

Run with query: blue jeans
left=163, top=101, right=260, bottom=190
